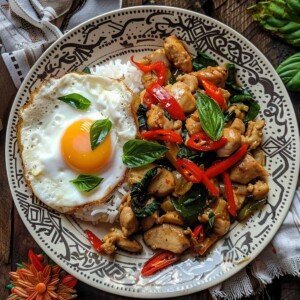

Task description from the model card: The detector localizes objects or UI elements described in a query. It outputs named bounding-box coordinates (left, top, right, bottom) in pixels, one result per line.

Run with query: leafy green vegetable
left=192, top=50, right=218, bottom=71
left=224, top=111, right=236, bottom=123
left=70, top=174, right=103, bottom=192
left=226, top=63, right=236, bottom=86
left=58, top=93, right=91, bottom=110
left=276, top=52, right=300, bottom=92
left=231, top=94, right=253, bottom=102
left=122, top=139, right=169, bottom=168
left=208, top=212, right=215, bottom=228
left=172, top=184, right=208, bottom=225
left=137, top=104, right=148, bottom=131
left=90, top=119, right=112, bottom=150
left=83, top=67, right=91, bottom=74
left=169, top=68, right=183, bottom=84
left=237, top=198, right=267, bottom=221
left=131, top=167, right=160, bottom=218
left=196, top=92, right=224, bottom=141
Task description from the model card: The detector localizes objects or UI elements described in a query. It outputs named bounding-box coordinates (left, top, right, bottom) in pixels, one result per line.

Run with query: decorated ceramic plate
left=5, top=6, right=300, bottom=298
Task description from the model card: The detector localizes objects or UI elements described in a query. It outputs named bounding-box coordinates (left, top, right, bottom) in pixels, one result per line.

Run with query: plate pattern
left=6, top=7, right=299, bottom=297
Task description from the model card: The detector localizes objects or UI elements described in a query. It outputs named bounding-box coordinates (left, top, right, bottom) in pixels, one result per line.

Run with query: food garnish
left=58, top=93, right=91, bottom=110
left=90, top=118, right=112, bottom=150
left=70, top=174, right=103, bottom=192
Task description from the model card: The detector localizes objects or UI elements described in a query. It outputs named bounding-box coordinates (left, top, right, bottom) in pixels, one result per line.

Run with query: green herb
left=196, top=92, right=224, bottom=141
left=137, top=104, right=148, bottom=130
left=231, top=94, right=253, bottom=102
left=70, top=174, right=103, bottom=192
left=6, top=283, right=14, bottom=290
left=276, top=52, right=300, bottom=92
left=169, top=68, right=183, bottom=84
left=83, top=67, right=91, bottom=74
left=58, top=93, right=91, bottom=110
left=237, top=198, right=267, bottom=221
left=192, top=50, right=218, bottom=71
left=208, top=212, right=215, bottom=228
left=122, top=139, right=169, bottom=168
left=172, top=184, right=208, bottom=225
left=224, top=111, right=236, bottom=123
left=226, top=63, right=236, bottom=86
left=90, top=119, right=112, bottom=150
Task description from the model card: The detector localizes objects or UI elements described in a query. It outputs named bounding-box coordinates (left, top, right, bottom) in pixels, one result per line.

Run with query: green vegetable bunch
left=249, top=0, right=300, bottom=47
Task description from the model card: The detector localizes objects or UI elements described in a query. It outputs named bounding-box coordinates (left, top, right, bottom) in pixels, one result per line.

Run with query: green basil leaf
left=192, top=51, right=218, bottom=71
left=122, top=139, right=169, bottom=168
left=70, top=174, right=103, bottom=192
left=90, top=119, right=112, bottom=150
left=58, top=93, right=91, bottom=110
left=172, top=184, right=208, bottom=225
left=208, top=212, right=215, bottom=228
left=169, top=67, right=183, bottom=84
left=137, top=104, right=148, bottom=131
left=223, top=111, right=236, bottom=123
left=133, top=201, right=160, bottom=218
left=231, top=94, right=253, bottom=102
left=237, top=198, right=267, bottom=222
left=226, top=63, right=237, bottom=86
left=83, top=67, right=91, bottom=74
left=244, top=101, right=260, bottom=122
left=276, top=52, right=300, bottom=92
left=196, top=92, right=224, bottom=141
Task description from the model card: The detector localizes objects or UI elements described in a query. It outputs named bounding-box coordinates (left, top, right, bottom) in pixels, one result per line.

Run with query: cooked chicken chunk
left=233, top=184, right=248, bottom=210
left=156, top=211, right=185, bottom=226
left=127, top=164, right=155, bottom=185
left=213, top=217, right=230, bottom=237
left=161, top=196, right=176, bottom=212
left=165, top=82, right=196, bottom=113
left=247, top=180, right=269, bottom=200
left=144, top=224, right=191, bottom=254
left=216, top=128, right=241, bottom=157
left=143, top=48, right=171, bottom=67
left=227, top=104, right=249, bottom=120
left=141, top=211, right=158, bottom=231
left=120, top=206, right=139, bottom=236
left=164, top=35, right=193, bottom=73
left=252, top=148, right=266, bottom=166
left=193, top=66, right=228, bottom=87
left=148, top=168, right=175, bottom=197
left=220, top=88, right=231, bottom=103
left=176, top=73, right=198, bottom=93
left=185, top=110, right=202, bottom=135
left=242, top=120, right=265, bottom=150
left=230, top=118, right=245, bottom=134
left=102, top=228, right=142, bottom=254
left=230, top=154, right=268, bottom=184
left=173, top=171, right=193, bottom=196
left=141, top=71, right=158, bottom=89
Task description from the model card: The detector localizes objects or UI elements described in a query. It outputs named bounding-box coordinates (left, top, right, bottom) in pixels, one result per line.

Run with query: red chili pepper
left=205, top=144, right=248, bottom=179
left=61, top=274, right=78, bottom=288
left=175, top=158, right=219, bottom=197
left=85, top=230, right=103, bottom=253
left=28, top=249, right=45, bottom=272
left=192, top=225, right=205, bottom=243
left=146, top=82, right=186, bottom=120
left=141, top=129, right=183, bottom=144
left=187, top=132, right=227, bottom=151
left=131, top=56, right=166, bottom=86
left=222, top=171, right=237, bottom=217
left=201, top=78, right=226, bottom=110
left=141, top=251, right=180, bottom=277
left=143, top=91, right=158, bottom=109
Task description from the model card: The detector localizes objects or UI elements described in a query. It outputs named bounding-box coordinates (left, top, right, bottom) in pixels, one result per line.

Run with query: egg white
left=18, top=73, right=136, bottom=213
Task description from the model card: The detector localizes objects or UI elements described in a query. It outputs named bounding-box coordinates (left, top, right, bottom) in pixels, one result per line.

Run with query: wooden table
left=0, top=0, right=299, bottom=299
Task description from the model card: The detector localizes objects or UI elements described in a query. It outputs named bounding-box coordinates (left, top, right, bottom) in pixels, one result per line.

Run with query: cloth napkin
left=1, top=1, right=299, bottom=299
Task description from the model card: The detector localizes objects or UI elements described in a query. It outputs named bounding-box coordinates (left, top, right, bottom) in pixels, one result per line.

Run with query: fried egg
left=18, top=73, right=136, bottom=213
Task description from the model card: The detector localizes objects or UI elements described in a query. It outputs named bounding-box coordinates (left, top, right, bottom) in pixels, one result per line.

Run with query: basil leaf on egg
left=58, top=93, right=91, bottom=110
left=122, top=139, right=169, bottom=168
left=71, top=174, right=103, bottom=192
left=90, top=119, right=112, bottom=150
left=196, top=92, right=224, bottom=141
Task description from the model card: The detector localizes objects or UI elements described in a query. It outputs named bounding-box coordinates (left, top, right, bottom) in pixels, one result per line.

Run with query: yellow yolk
left=61, top=119, right=112, bottom=173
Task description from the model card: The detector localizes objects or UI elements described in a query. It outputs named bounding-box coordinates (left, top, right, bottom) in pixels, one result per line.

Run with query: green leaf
left=137, top=104, right=148, bottom=131
left=133, top=201, right=160, bottom=218
left=244, top=101, right=260, bottom=122
left=226, top=63, right=236, bottom=86
left=122, top=139, right=169, bottom=168
left=192, top=50, right=218, bottom=71
left=208, top=212, right=215, bottom=228
left=231, top=94, right=253, bottom=102
left=237, top=198, right=267, bottom=221
left=224, top=111, right=236, bottom=123
left=83, top=67, right=91, bottom=74
left=276, top=52, right=300, bottom=92
left=71, top=174, right=103, bottom=192
left=58, top=93, right=91, bottom=110
left=196, top=92, right=224, bottom=141
left=6, top=283, right=14, bottom=290
left=90, top=119, right=112, bottom=150
left=172, top=184, right=208, bottom=225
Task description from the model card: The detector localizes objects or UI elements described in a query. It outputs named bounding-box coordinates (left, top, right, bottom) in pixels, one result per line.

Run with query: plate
left=5, top=6, right=300, bottom=298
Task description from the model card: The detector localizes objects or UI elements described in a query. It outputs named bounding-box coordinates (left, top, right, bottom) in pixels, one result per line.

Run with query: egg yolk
left=61, top=119, right=112, bottom=173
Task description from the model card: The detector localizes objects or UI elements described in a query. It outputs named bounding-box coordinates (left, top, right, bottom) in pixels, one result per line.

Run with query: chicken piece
left=213, top=217, right=231, bottom=236
left=247, top=180, right=269, bottom=200
left=165, top=82, right=196, bottom=113
left=216, top=128, right=241, bottom=157
left=176, top=73, right=198, bottom=93
left=161, top=196, right=176, bottom=212
left=173, top=171, right=193, bottom=196
left=127, top=164, right=155, bottom=185
left=196, top=234, right=219, bottom=255
left=164, top=35, right=193, bottom=73
left=230, top=118, right=245, bottom=134
left=193, top=66, right=228, bottom=87
left=102, top=228, right=142, bottom=254
left=242, top=120, right=265, bottom=150
left=141, top=72, right=158, bottom=89
left=148, top=168, right=175, bottom=197
left=252, top=148, right=266, bottom=166
left=141, top=211, right=158, bottom=231
left=230, top=154, right=269, bottom=184
left=185, top=110, right=202, bottom=135
left=220, top=88, right=231, bottom=103
left=120, top=206, right=139, bottom=237
left=143, top=48, right=171, bottom=67
left=144, top=224, right=191, bottom=254
left=233, top=184, right=248, bottom=210
left=156, top=211, right=185, bottom=226
left=227, top=104, right=249, bottom=120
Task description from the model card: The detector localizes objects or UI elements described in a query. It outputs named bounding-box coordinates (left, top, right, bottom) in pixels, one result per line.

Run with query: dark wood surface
left=0, top=0, right=299, bottom=299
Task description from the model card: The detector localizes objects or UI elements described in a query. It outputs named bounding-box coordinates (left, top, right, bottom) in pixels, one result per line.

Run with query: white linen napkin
left=0, top=1, right=299, bottom=298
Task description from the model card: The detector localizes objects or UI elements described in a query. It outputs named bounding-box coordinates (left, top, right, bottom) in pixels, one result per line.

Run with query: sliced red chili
left=131, top=56, right=166, bottom=86
left=141, top=251, right=180, bottom=277
left=85, top=230, right=103, bottom=253
left=201, top=78, right=226, bottom=110
left=205, top=144, right=248, bottom=179
left=61, top=274, right=78, bottom=288
left=222, top=172, right=237, bottom=217
left=146, top=82, right=186, bottom=120
left=187, top=132, right=227, bottom=151
left=141, top=129, right=183, bottom=144
left=192, top=225, right=205, bottom=243
left=28, top=249, right=45, bottom=272
left=143, top=91, right=158, bottom=109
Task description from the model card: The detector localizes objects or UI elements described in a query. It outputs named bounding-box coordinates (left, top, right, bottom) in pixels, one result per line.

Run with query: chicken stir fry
left=85, top=35, right=269, bottom=277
